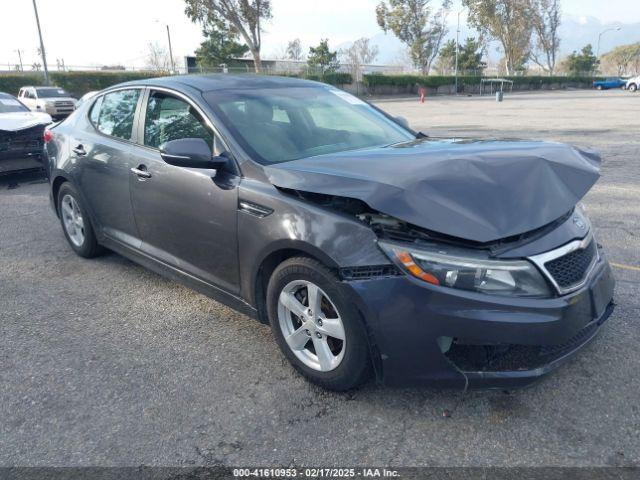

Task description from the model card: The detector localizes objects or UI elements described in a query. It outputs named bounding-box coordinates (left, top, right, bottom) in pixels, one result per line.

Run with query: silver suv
left=18, top=86, right=77, bottom=119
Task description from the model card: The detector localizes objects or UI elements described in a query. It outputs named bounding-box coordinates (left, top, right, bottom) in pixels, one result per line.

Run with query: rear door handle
left=131, top=166, right=152, bottom=179
left=72, top=145, right=86, bottom=156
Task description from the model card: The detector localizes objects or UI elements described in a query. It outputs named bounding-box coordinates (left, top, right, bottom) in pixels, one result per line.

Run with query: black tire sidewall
left=267, top=257, right=371, bottom=390
left=57, top=183, right=99, bottom=258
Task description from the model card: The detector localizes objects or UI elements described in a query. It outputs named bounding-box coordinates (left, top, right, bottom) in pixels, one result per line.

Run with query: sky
left=1, top=0, right=638, bottom=70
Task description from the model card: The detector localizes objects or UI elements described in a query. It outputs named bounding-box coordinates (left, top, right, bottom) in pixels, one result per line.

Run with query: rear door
left=129, top=88, right=240, bottom=293
left=74, top=88, right=143, bottom=248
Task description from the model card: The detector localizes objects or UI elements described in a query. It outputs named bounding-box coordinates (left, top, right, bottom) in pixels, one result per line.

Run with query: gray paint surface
left=266, top=138, right=601, bottom=243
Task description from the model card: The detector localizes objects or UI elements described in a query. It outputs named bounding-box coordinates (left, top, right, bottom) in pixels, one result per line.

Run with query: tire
left=57, top=182, right=103, bottom=258
left=266, top=257, right=372, bottom=391
left=630, top=84, right=637, bottom=92
left=596, top=85, right=603, bottom=90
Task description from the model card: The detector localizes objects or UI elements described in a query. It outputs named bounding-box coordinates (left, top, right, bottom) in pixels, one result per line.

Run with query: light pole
left=454, top=9, right=462, bottom=95
left=15, top=49, right=24, bottom=71
left=596, top=26, right=621, bottom=58
left=155, top=20, right=176, bottom=74
left=31, top=0, right=50, bottom=84
left=166, top=25, right=176, bottom=73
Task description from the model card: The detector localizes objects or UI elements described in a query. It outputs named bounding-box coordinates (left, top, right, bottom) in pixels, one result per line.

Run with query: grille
left=544, top=239, right=597, bottom=288
left=54, top=101, right=74, bottom=107
left=340, top=265, right=400, bottom=280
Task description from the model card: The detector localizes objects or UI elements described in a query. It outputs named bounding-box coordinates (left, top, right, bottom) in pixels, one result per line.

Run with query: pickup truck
left=18, top=86, right=77, bottom=120
left=593, top=78, right=626, bottom=90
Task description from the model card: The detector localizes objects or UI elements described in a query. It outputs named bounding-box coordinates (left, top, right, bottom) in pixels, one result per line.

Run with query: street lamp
left=31, top=0, right=50, bottom=84
left=596, top=26, right=621, bottom=58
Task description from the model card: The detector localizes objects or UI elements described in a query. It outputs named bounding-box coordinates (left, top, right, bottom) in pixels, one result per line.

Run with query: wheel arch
left=251, top=241, right=340, bottom=325
left=51, top=174, right=72, bottom=217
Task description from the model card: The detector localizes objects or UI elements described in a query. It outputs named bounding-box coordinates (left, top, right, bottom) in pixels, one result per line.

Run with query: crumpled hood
left=264, top=138, right=601, bottom=243
left=0, top=111, right=52, bottom=131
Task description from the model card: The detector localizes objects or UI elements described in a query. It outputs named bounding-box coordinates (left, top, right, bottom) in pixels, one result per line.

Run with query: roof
left=117, top=74, right=321, bottom=93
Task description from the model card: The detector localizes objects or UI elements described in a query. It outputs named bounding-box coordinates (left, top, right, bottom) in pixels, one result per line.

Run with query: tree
left=435, top=37, right=485, bottom=74
left=184, top=0, right=271, bottom=73
left=600, top=43, right=640, bottom=76
left=307, top=39, right=340, bottom=74
left=435, top=39, right=456, bottom=73
left=195, top=20, right=250, bottom=70
left=146, top=43, right=176, bottom=72
left=286, top=38, right=304, bottom=61
left=376, top=0, right=451, bottom=74
left=528, top=0, right=561, bottom=75
left=340, top=37, right=379, bottom=81
left=563, top=44, right=599, bottom=75
left=463, top=0, right=532, bottom=75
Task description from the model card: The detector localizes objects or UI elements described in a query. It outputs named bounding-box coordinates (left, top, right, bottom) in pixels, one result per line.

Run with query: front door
left=129, top=89, right=240, bottom=294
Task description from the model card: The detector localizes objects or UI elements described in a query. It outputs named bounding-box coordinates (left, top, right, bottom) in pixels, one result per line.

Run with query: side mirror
left=159, top=138, right=228, bottom=170
left=395, top=116, right=410, bottom=129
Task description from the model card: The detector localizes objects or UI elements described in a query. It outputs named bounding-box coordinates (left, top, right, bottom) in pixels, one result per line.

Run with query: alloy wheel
left=277, top=280, right=346, bottom=372
left=61, top=194, right=85, bottom=247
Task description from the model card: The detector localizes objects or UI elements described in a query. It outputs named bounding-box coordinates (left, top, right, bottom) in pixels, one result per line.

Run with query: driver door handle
left=72, top=145, right=87, bottom=156
left=131, top=166, right=152, bottom=179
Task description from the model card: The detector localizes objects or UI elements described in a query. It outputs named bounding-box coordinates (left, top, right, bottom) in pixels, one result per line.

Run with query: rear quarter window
left=89, top=96, right=103, bottom=125
left=94, top=89, right=140, bottom=141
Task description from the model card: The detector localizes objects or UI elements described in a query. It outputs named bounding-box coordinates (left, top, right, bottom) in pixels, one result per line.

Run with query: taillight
left=43, top=130, right=54, bottom=143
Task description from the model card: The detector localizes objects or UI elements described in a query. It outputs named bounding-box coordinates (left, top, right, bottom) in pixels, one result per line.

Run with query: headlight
left=379, top=241, right=551, bottom=298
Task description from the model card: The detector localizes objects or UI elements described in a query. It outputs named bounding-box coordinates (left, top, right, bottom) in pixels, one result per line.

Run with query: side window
left=143, top=91, right=213, bottom=150
left=89, top=96, right=103, bottom=125
left=96, top=89, right=140, bottom=140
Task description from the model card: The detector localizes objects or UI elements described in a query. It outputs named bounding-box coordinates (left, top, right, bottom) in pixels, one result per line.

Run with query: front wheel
left=267, top=257, right=372, bottom=391
left=57, top=183, right=103, bottom=258
left=629, top=84, right=638, bottom=92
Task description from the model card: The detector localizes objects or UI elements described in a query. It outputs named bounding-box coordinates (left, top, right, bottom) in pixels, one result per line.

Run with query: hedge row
left=0, top=70, right=353, bottom=97
left=362, top=73, right=601, bottom=88
left=0, top=71, right=167, bottom=97
left=302, top=72, right=353, bottom=85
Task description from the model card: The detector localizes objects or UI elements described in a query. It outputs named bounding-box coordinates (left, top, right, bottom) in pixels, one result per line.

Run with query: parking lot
left=1, top=89, right=639, bottom=467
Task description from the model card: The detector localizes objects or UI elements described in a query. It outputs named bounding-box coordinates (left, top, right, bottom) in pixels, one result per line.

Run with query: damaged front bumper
left=342, top=249, right=615, bottom=388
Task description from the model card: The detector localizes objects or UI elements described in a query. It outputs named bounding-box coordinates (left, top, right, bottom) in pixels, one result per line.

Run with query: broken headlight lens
left=379, top=241, right=551, bottom=298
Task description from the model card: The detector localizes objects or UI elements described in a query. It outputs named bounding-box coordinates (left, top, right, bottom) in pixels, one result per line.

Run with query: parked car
left=625, top=76, right=640, bottom=92
left=44, top=75, right=615, bottom=391
left=18, top=86, right=77, bottom=119
left=0, top=92, right=52, bottom=174
left=593, top=78, right=626, bottom=90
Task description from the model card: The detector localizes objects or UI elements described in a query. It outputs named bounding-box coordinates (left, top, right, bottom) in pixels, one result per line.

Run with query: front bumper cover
left=342, top=251, right=615, bottom=388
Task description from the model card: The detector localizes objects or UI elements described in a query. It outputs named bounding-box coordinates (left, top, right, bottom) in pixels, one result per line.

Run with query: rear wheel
left=57, top=183, right=103, bottom=258
left=267, top=257, right=372, bottom=391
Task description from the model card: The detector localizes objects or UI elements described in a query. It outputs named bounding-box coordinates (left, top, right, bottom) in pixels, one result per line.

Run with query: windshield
left=0, top=95, right=28, bottom=113
left=204, top=86, right=414, bottom=164
left=36, top=88, right=71, bottom=98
